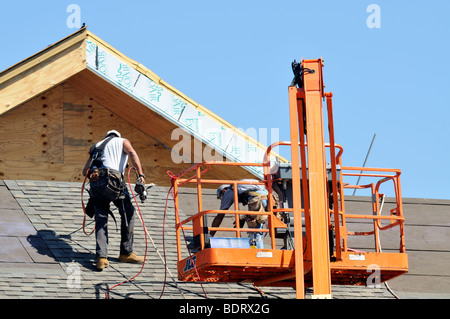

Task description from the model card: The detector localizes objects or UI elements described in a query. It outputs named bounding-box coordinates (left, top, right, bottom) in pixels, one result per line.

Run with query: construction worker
left=82, top=130, right=146, bottom=270
left=210, top=179, right=269, bottom=248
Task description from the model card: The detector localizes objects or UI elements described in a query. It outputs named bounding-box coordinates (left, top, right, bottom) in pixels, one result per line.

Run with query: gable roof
left=0, top=28, right=286, bottom=186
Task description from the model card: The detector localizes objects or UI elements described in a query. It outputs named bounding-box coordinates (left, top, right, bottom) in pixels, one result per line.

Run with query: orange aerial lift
left=168, top=59, right=408, bottom=299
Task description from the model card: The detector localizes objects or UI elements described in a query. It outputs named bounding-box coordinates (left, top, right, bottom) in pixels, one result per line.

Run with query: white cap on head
left=105, top=130, right=121, bottom=138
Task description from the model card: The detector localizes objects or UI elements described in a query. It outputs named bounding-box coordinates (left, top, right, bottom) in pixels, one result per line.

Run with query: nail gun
left=134, top=179, right=156, bottom=203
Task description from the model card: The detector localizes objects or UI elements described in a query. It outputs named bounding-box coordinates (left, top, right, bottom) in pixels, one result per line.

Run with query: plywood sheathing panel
left=67, top=69, right=257, bottom=185
left=0, top=85, right=69, bottom=181
left=0, top=27, right=260, bottom=185
left=0, top=83, right=192, bottom=183
left=62, top=83, right=95, bottom=164
left=0, top=86, right=64, bottom=164
left=0, top=39, right=86, bottom=116
left=0, top=80, right=254, bottom=185
left=67, top=69, right=184, bottom=141
left=62, top=82, right=195, bottom=184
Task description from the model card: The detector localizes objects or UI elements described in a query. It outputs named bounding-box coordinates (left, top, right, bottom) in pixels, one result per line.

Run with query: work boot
left=96, top=257, right=109, bottom=271
left=118, top=252, right=145, bottom=264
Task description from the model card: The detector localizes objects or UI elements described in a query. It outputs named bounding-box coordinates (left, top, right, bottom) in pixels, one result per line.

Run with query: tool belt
left=245, top=192, right=281, bottom=228
left=245, top=193, right=269, bottom=227
left=89, top=167, right=125, bottom=202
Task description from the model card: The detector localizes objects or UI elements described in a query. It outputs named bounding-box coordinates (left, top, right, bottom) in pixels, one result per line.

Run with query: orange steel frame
left=170, top=59, right=408, bottom=299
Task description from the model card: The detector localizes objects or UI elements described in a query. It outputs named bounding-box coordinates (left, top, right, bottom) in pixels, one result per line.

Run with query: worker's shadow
left=27, top=229, right=97, bottom=271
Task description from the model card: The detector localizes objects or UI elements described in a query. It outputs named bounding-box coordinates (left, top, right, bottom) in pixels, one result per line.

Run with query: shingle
left=0, top=179, right=407, bottom=299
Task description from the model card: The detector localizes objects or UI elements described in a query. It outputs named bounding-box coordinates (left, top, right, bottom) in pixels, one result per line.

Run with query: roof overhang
left=0, top=28, right=287, bottom=184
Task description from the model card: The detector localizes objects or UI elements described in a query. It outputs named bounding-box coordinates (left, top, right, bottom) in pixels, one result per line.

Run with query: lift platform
left=169, top=59, right=408, bottom=298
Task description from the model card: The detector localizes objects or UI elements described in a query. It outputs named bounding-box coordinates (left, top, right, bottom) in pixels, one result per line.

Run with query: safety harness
left=84, top=136, right=123, bottom=228
left=87, top=136, right=114, bottom=182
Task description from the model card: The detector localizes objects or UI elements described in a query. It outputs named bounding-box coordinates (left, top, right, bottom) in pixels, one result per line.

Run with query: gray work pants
left=90, top=176, right=135, bottom=259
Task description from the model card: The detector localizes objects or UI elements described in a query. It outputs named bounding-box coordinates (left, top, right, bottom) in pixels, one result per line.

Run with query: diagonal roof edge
left=0, top=27, right=88, bottom=85
left=86, top=30, right=244, bottom=137
left=84, top=30, right=289, bottom=166
left=0, top=28, right=288, bottom=175
left=0, top=29, right=87, bottom=117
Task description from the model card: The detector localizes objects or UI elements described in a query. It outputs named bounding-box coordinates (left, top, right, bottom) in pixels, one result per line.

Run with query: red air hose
left=105, top=167, right=148, bottom=299
left=158, top=185, right=173, bottom=298
left=81, top=171, right=95, bottom=236
left=82, top=167, right=206, bottom=298
left=166, top=171, right=207, bottom=298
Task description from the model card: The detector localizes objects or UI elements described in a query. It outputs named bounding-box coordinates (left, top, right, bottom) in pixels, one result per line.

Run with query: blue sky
left=1, top=1, right=449, bottom=199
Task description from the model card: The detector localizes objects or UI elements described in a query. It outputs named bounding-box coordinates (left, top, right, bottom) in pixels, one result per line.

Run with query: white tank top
left=96, top=137, right=128, bottom=173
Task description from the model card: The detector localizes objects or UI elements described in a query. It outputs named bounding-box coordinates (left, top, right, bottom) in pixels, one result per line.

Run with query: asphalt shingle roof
left=0, top=180, right=396, bottom=299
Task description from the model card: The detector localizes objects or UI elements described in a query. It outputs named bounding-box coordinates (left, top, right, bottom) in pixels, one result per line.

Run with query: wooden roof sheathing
left=0, top=28, right=87, bottom=115
left=82, top=32, right=280, bottom=177
left=0, top=28, right=285, bottom=185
